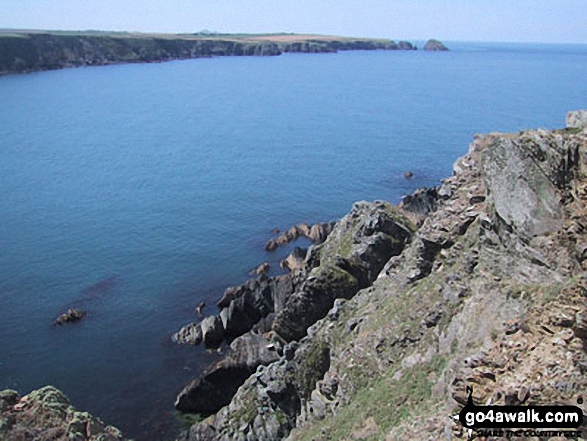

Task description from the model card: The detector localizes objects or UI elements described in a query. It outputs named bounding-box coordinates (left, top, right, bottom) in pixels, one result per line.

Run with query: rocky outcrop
left=175, top=333, right=284, bottom=414
left=173, top=201, right=415, bottom=416
left=182, top=113, right=587, bottom=440
left=567, top=109, right=587, bottom=129
left=53, top=308, right=86, bottom=326
left=265, top=221, right=335, bottom=252
left=423, top=38, right=449, bottom=51
left=280, top=246, right=307, bottom=271
left=0, top=32, right=418, bottom=75
left=0, top=386, right=125, bottom=440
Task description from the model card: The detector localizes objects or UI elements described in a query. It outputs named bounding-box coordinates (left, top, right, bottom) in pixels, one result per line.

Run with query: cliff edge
left=182, top=111, right=587, bottom=440
left=0, top=32, right=416, bottom=75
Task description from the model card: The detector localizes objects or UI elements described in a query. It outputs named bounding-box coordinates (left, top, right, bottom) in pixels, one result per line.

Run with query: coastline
left=2, top=111, right=587, bottom=440
left=0, top=31, right=418, bottom=75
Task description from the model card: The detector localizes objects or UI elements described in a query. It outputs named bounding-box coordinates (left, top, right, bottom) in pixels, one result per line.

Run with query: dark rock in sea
left=265, top=239, right=278, bottom=252
left=172, top=322, right=203, bottom=345
left=195, top=301, right=205, bottom=317
left=253, top=262, right=270, bottom=276
left=423, top=39, right=449, bottom=51
left=53, top=308, right=86, bottom=326
left=397, top=41, right=416, bottom=50
left=403, top=170, right=413, bottom=178
left=264, top=221, right=336, bottom=252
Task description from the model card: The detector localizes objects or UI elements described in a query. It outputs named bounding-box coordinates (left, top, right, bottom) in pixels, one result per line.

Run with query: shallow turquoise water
left=0, top=42, right=586, bottom=439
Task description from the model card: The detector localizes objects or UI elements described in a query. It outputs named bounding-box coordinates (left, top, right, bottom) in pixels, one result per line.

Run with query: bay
left=0, top=41, right=586, bottom=440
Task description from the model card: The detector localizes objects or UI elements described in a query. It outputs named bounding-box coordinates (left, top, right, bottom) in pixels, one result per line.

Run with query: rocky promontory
left=0, top=31, right=418, bottom=75
left=178, top=111, right=587, bottom=440
left=0, top=386, right=125, bottom=440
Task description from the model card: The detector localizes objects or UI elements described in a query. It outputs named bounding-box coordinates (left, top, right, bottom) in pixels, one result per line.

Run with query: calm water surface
left=0, top=41, right=586, bottom=439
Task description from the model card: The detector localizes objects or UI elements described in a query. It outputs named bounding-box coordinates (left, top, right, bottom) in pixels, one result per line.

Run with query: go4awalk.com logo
left=454, top=386, right=584, bottom=439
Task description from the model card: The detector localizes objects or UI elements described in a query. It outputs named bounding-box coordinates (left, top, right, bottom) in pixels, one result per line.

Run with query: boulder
left=200, top=316, right=224, bottom=347
left=280, top=247, right=307, bottom=272
left=172, top=322, right=202, bottom=345
left=53, top=308, right=86, bottom=326
left=566, top=110, right=587, bottom=129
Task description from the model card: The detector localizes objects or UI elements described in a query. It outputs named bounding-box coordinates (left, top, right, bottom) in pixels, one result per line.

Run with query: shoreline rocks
left=265, top=221, right=335, bottom=252
left=173, top=201, right=416, bottom=416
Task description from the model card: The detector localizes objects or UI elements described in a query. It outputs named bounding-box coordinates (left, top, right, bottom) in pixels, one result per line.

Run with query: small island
left=424, top=38, right=449, bottom=51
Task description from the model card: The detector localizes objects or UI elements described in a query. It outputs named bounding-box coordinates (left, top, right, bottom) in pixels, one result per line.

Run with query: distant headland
left=0, top=30, right=447, bottom=74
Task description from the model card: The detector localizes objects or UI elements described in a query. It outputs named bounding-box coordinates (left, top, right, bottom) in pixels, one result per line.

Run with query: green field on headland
left=0, top=30, right=419, bottom=74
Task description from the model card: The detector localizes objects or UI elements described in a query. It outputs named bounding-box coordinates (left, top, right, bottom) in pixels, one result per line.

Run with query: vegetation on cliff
left=0, top=31, right=417, bottom=75
left=183, top=112, right=587, bottom=440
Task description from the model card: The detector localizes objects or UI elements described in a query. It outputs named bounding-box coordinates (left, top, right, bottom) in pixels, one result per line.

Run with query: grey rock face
left=481, top=130, right=578, bottom=238
left=566, top=110, right=587, bottom=129
left=181, top=116, right=587, bottom=441
left=272, top=201, right=415, bottom=342
left=175, top=333, right=282, bottom=414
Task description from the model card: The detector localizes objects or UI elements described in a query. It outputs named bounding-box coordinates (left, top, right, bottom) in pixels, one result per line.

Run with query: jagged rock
left=280, top=247, right=307, bottom=271
left=200, top=316, right=224, bottom=347
left=0, top=386, right=125, bottom=440
left=175, top=333, right=281, bottom=414
left=423, top=39, right=449, bottom=51
left=482, top=131, right=578, bottom=238
left=272, top=202, right=415, bottom=342
left=53, top=308, right=86, bottom=326
left=181, top=116, right=587, bottom=441
left=566, top=109, right=587, bottom=129
left=266, top=221, right=336, bottom=251
left=265, top=239, right=278, bottom=251
left=253, top=262, right=270, bottom=276
left=172, top=322, right=202, bottom=345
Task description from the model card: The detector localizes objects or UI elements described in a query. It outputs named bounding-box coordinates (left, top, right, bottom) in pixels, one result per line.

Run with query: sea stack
left=423, top=39, right=449, bottom=51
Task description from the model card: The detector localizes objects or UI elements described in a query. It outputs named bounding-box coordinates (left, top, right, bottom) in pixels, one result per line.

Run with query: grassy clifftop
left=0, top=30, right=415, bottom=74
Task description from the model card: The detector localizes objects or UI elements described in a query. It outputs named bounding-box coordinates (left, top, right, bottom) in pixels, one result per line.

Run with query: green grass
left=293, top=355, right=446, bottom=440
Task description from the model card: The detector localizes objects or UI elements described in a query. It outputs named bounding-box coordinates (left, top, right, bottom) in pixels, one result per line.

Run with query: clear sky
left=1, top=0, right=586, bottom=44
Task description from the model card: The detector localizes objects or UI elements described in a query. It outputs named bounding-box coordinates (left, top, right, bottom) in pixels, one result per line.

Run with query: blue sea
left=0, top=41, right=586, bottom=440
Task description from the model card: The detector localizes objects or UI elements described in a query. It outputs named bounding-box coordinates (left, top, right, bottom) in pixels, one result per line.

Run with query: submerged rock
left=53, top=308, right=86, bottom=326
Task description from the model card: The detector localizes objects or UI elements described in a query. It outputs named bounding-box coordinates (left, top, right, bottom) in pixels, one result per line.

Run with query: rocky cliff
left=180, top=112, right=587, bottom=440
left=2, top=112, right=585, bottom=441
left=0, top=386, right=125, bottom=440
left=0, top=32, right=416, bottom=75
